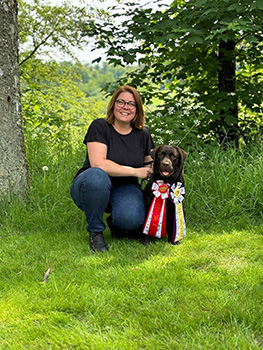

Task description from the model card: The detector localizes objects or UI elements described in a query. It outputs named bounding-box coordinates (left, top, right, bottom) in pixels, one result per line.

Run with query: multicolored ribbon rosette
left=169, top=182, right=186, bottom=243
left=143, top=180, right=187, bottom=243
left=143, top=181, right=170, bottom=238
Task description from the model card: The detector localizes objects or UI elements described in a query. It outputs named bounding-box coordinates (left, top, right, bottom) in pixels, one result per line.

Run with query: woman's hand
left=134, top=166, right=153, bottom=180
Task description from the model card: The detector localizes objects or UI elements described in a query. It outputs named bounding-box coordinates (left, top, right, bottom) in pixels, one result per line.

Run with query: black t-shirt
left=74, top=118, right=155, bottom=186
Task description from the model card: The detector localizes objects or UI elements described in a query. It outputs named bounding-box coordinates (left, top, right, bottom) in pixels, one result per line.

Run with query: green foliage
left=86, top=0, right=263, bottom=145
left=20, top=58, right=130, bottom=150
left=18, top=0, right=118, bottom=150
left=17, top=0, right=129, bottom=148
left=21, top=59, right=106, bottom=150
left=70, top=61, right=126, bottom=97
left=146, top=88, right=215, bottom=148
left=18, top=0, right=107, bottom=63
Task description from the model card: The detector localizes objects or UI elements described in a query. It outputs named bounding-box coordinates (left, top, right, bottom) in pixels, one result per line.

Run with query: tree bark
left=217, top=39, right=239, bottom=145
left=0, top=0, right=29, bottom=198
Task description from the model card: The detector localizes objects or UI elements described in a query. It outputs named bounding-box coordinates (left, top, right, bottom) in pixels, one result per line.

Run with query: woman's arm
left=87, top=142, right=153, bottom=179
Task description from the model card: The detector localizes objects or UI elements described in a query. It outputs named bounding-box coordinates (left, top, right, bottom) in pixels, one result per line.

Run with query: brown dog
left=144, top=145, right=187, bottom=244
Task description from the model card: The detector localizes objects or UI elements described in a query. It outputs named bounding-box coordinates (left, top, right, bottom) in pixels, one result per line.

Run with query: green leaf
left=228, top=3, right=243, bottom=11
left=188, top=36, right=203, bottom=45
left=245, top=35, right=259, bottom=44
left=220, top=33, right=231, bottom=42
left=194, top=0, right=208, bottom=7
left=225, top=115, right=238, bottom=125
left=251, top=0, right=263, bottom=10
left=92, top=57, right=102, bottom=64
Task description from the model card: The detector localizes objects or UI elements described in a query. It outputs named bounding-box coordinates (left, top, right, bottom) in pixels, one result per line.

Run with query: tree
left=87, top=0, right=263, bottom=146
left=0, top=0, right=29, bottom=198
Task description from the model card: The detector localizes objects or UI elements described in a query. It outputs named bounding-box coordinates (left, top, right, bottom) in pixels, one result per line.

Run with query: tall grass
left=0, top=139, right=263, bottom=349
left=0, top=136, right=86, bottom=236
left=184, top=144, right=263, bottom=230
left=2, top=139, right=262, bottom=235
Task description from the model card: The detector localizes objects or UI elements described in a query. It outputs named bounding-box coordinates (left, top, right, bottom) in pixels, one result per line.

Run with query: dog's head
left=150, top=145, right=187, bottom=183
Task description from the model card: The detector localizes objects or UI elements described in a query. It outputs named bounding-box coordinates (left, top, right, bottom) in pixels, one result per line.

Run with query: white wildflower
left=169, top=139, right=180, bottom=145
left=168, top=106, right=175, bottom=115
left=200, top=152, right=206, bottom=160
left=42, top=166, right=49, bottom=172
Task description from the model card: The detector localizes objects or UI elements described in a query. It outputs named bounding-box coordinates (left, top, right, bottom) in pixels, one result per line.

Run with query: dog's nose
left=163, top=160, right=170, bottom=167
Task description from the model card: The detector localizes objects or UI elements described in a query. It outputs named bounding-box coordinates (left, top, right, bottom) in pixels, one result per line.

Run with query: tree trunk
left=217, top=39, right=239, bottom=145
left=0, top=0, right=30, bottom=198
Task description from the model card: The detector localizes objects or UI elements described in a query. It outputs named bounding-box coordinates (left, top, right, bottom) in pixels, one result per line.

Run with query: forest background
left=1, top=0, right=263, bottom=348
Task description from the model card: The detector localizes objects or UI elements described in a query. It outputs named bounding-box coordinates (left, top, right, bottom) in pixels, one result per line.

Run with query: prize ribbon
left=143, top=181, right=170, bottom=238
left=143, top=181, right=187, bottom=243
left=169, top=182, right=186, bottom=243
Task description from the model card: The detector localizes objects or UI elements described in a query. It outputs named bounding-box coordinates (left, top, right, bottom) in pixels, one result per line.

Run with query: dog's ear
left=179, top=147, right=187, bottom=161
left=173, top=146, right=187, bottom=162
left=150, top=148, right=156, bottom=160
left=150, top=146, right=161, bottom=160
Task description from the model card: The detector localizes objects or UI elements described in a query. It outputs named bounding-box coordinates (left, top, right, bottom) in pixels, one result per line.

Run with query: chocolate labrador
left=144, top=145, right=187, bottom=244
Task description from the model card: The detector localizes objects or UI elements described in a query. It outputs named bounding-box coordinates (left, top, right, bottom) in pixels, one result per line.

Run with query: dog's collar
left=143, top=160, right=154, bottom=165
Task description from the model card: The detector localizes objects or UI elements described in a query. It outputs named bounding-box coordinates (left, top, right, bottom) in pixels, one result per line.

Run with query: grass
left=0, top=228, right=263, bottom=349
left=0, top=141, right=263, bottom=349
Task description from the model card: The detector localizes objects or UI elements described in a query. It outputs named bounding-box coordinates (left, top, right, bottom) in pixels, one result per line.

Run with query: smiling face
left=113, top=92, right=137, bottom=126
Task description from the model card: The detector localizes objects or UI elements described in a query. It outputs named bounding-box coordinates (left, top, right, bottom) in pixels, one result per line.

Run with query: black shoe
left=90, top=232, right=108, bottom=252
left=106, top=216, right=126, bottom=239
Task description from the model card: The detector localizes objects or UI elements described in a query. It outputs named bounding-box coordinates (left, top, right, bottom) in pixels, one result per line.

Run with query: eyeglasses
left=116, top=99, right=137, bottom=109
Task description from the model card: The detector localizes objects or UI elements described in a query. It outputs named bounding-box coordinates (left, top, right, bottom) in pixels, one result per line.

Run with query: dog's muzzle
left=159, top=159, right=174, bottom=177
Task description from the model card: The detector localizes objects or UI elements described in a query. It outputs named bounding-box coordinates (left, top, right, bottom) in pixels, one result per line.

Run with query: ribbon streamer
left=170, top=182, right=186, bottom=243
left=143, top=181, right=170, bottom=238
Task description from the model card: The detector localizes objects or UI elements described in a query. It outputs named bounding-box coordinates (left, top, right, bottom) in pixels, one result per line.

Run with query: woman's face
left=113, top=92, right=137, bottom=125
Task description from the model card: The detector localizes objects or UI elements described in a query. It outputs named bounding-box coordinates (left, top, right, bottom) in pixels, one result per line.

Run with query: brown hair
left=106, top=85, right=145, bottom=129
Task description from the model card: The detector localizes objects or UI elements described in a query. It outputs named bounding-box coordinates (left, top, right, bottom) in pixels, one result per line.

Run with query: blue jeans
left=70, top=168, right=146, bottom=235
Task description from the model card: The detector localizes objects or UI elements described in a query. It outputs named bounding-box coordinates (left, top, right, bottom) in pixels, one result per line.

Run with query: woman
left=70, top=85, right=154, bottom=252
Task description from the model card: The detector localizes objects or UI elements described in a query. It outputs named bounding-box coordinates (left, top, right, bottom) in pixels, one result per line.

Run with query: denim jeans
left=70, top=167, right=146, bottom=235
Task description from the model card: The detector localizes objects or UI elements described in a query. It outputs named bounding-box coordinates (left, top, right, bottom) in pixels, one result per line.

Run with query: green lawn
left=1, top=225, right=262, bottom=349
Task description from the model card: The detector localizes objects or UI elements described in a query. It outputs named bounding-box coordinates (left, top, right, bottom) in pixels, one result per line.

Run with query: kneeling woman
left=70, top=85, right=154, bottom=252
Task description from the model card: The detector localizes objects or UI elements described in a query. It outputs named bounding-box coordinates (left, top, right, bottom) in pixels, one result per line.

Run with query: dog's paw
left=168, top=240, right=182, bottom=246
left=143, top=236, right=158, bottom=246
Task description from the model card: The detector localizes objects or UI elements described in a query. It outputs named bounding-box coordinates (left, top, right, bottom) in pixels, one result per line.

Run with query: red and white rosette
left=170, top=182, right=186, bottom=243
left=143, top=181, right=170, bottom=238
